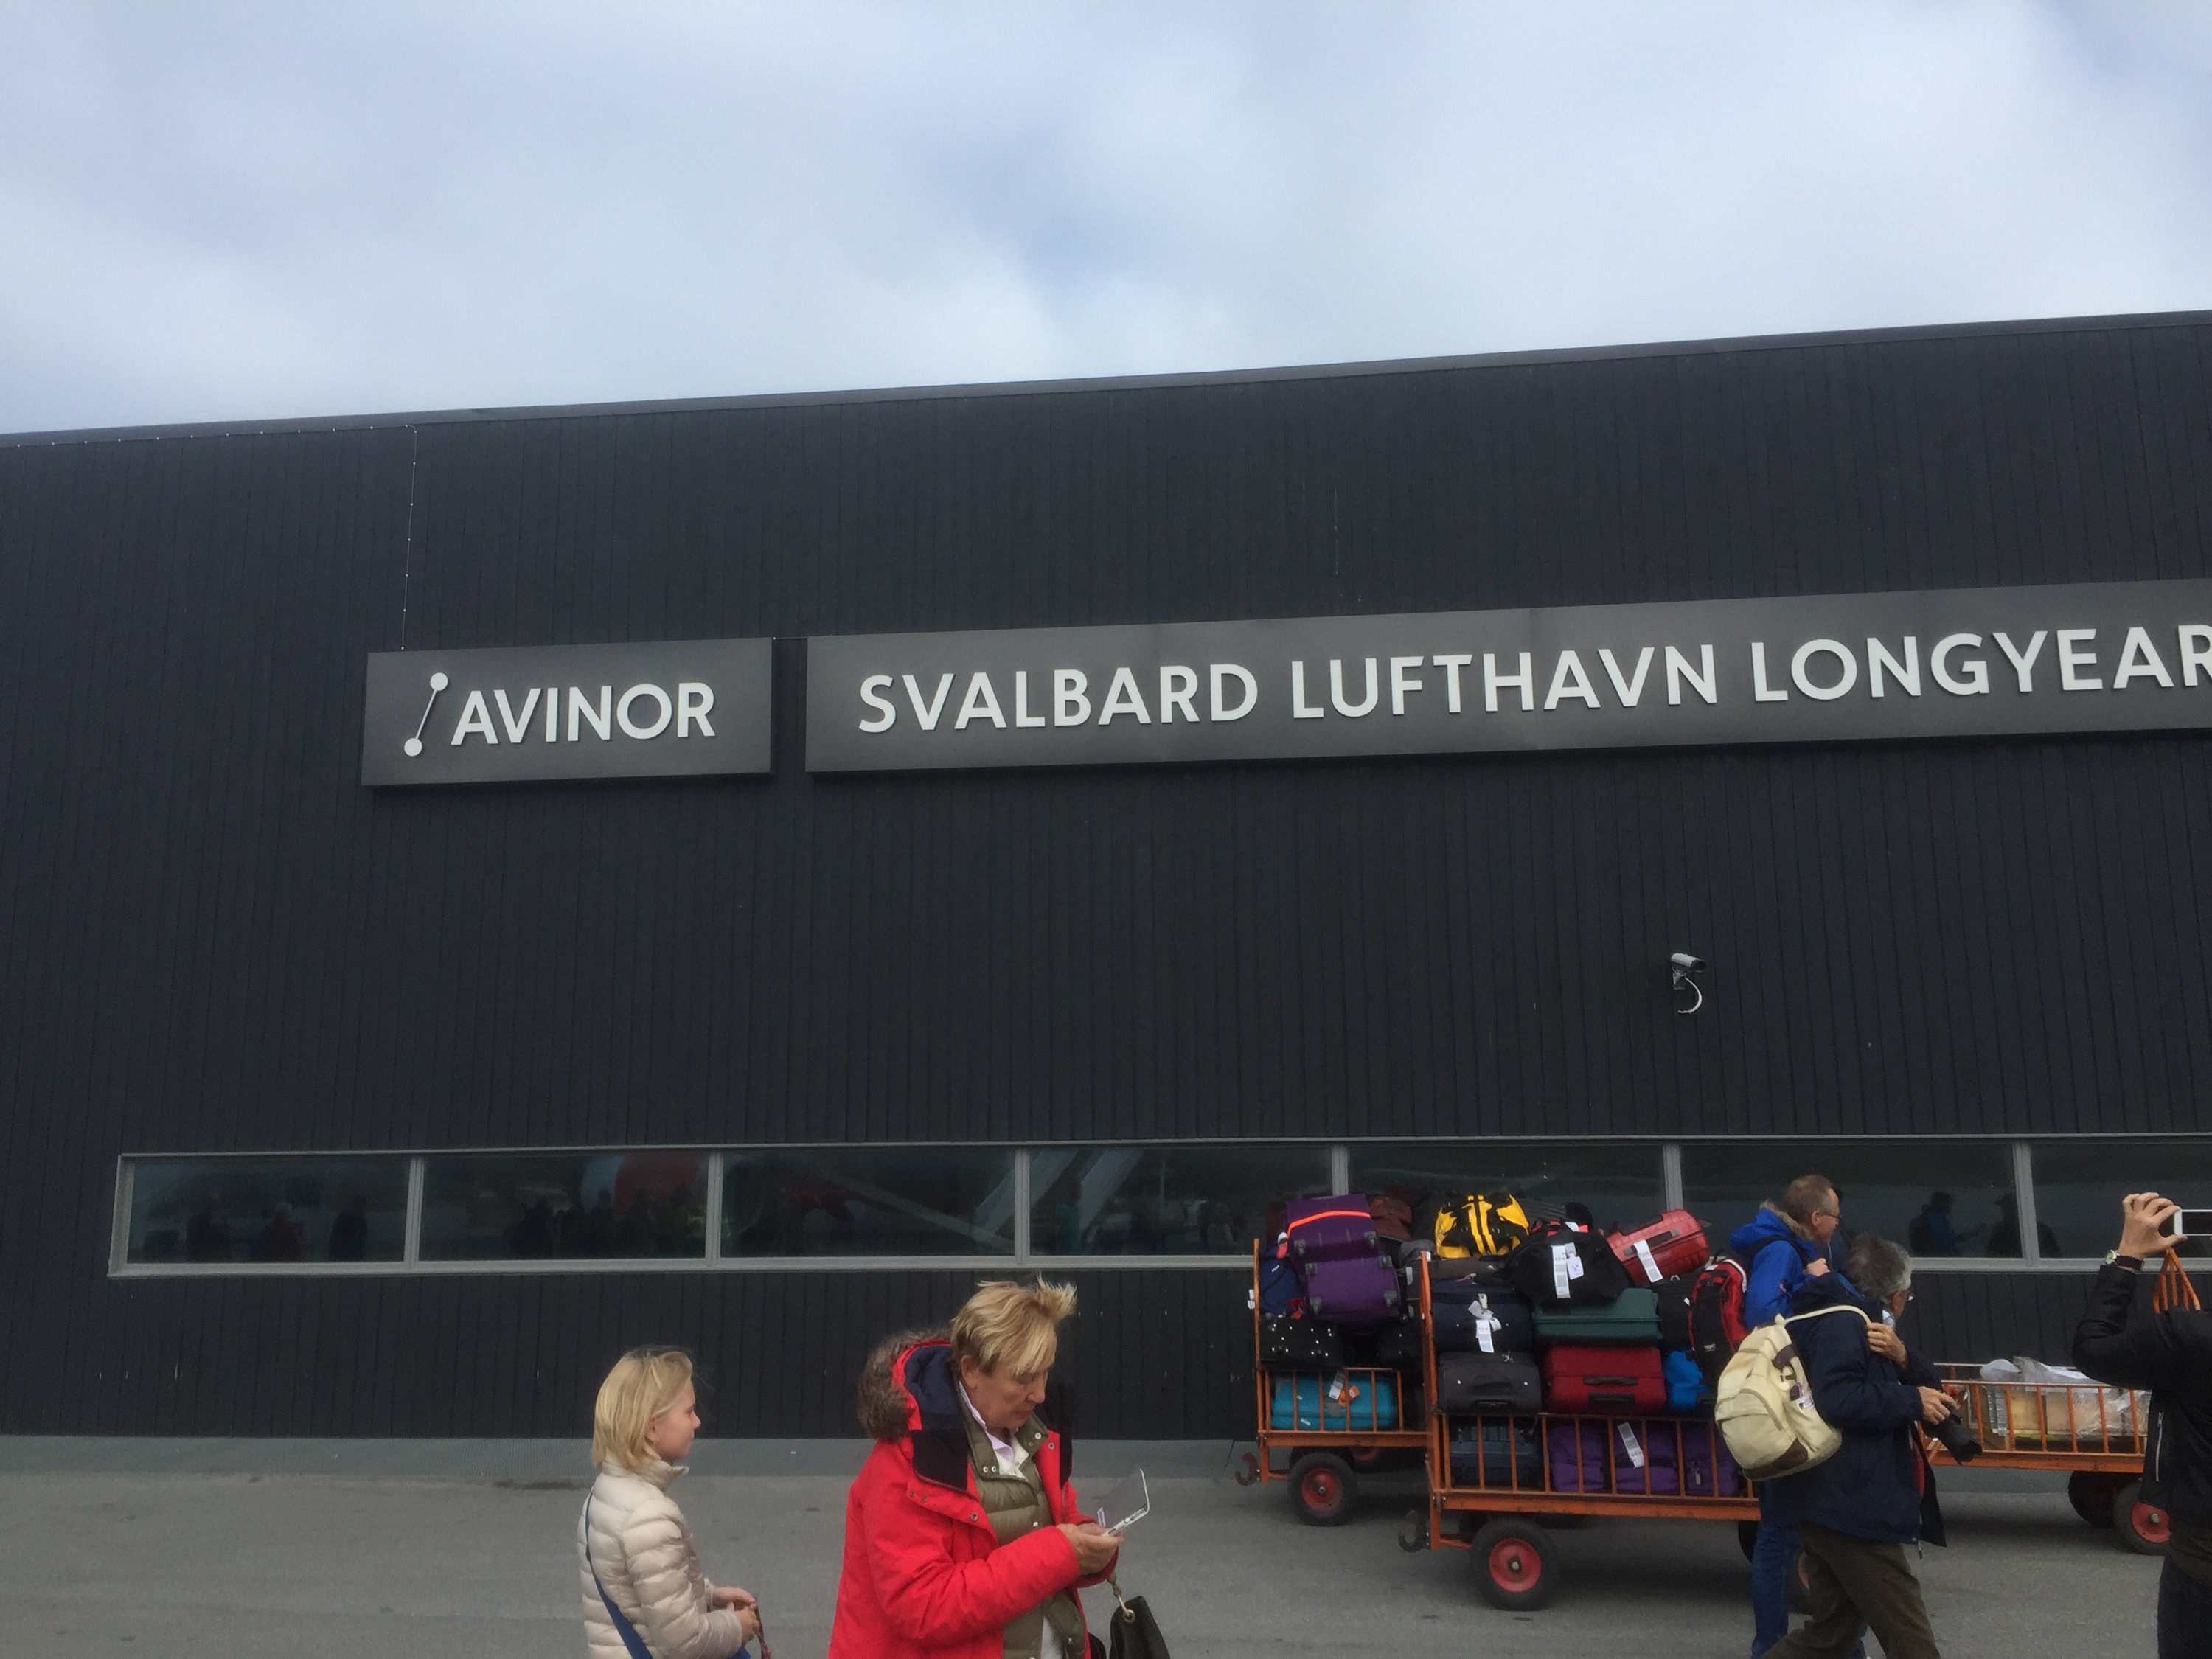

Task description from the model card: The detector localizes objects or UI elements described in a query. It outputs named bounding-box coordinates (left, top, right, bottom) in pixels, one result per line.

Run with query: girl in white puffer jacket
left=578, top=1347, right=760, bottom=1659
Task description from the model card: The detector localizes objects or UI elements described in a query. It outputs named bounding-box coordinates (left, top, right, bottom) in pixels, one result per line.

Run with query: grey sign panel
left=806, top=580, right=2212, bottom=772
left=363, top=638, right=773, bottom=786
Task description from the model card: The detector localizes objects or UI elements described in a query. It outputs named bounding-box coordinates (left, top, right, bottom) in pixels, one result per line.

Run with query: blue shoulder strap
left=583, top=1495, right=659, bottom=1659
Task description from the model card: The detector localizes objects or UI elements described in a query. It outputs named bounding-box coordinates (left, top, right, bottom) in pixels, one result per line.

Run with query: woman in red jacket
left=827, top=1279, right=1121, bottom=1659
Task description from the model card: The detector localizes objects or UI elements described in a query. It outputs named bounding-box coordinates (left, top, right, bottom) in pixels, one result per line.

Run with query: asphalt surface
left=0, top=1441, right=2160, bottom=1658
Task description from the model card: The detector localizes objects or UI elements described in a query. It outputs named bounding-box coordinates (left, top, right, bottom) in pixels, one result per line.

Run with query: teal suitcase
left=1531, top=1287, right=1661, bottom=1346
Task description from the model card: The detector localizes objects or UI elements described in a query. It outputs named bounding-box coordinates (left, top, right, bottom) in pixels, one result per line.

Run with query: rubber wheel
left=2115, top=1481, right=2173, bottom=1555
left=1736, top=1519, right=1761, bottom=1562
left=1349, top=1446, right=1387, bottom=1472
left=1470, top=1517, right=1561, bottom=1611
left=1290, top=1452, right=1357, bottom=1527
left=2068, top=1470, right=2122, bottom=1529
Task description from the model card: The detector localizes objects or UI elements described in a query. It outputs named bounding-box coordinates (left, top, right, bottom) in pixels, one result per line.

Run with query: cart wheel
left=1787, top=1551, right=1813, bottom=1615
left=1736, top=1519, right=1761, bottom=1562
left=2115, top=1481, right=2172, bottom=1555
left=1470, top=1517, right=1560, bottom=1611
left=1350, top=1446, right=1386, bottom=1472
left=1234, top=1452, right=1262, bottom=1488
left=2067, top=1470, right=2121, bottom=1528
left=1289, top=1453, right=1357, bottom=1527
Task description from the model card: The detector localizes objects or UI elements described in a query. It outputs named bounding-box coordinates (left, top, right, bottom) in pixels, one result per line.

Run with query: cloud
left=2, top=0, right=2210, bottom=431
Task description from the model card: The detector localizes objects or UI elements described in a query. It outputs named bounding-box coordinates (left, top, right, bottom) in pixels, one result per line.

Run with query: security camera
left=1669, top=952, right=1707, bottom=1015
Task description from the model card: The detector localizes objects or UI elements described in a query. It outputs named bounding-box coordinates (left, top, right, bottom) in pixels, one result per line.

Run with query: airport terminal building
left=2, top=312, right=2209, bottom=1440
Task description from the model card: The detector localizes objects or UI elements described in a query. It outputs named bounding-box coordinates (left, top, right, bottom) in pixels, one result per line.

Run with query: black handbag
left=1107, top=1576, right=1170, bottom=1659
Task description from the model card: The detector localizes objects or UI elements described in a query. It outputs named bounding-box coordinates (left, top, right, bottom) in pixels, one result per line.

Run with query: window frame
left=106, top=1135, right=2205, bottom=1278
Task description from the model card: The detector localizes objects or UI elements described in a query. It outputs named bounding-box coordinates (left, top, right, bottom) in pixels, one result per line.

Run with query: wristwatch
left=2106, top=1251, right=2143, bottom=1270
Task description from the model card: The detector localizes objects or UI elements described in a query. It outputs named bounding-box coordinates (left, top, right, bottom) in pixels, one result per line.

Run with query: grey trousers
left=1763, top=1521, right=1939, bottom=1659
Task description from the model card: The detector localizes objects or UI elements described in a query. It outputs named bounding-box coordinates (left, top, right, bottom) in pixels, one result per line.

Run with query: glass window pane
left=2031, top=1141, right=2212, bottom=1260
left=419, top=1153, right=707, bottom=1260
left=722, top=1147, right=1015, bottom=1258
left=1029, top=1145, right=1333, bottom=1258
left=1679, top=1141, right=2021, bottom=1261
left=125, top=1157, right=410, bottom=1265
left=1349, top=1143, right=1666, bottom=1235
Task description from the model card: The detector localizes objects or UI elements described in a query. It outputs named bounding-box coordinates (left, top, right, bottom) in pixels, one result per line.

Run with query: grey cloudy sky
left=4, top=1, right=2211, bottom=433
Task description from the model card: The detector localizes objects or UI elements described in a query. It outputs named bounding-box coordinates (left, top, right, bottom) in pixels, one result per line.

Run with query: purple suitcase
left=1301, top=1252, right=1402, bottom=1329
left=1545, top=1419, right=1741, bottom=1496
left=1284, top=1194, right=1380, bottom=1267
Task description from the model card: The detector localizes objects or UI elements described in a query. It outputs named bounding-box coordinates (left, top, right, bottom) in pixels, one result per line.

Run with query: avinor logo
left=361, top=639, right=773, bottom=786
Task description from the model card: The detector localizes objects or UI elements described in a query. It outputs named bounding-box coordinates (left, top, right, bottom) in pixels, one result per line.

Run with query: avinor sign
left=804, top=579, right=2212, bottom=773
left=362, top=639, right=773, bottom=785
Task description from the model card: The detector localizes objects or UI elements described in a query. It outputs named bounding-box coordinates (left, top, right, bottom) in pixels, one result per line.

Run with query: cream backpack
left=1712, top=1304, right=1868, bottom=1481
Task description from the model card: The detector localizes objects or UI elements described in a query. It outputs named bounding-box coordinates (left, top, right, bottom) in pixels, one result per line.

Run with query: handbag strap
left=2156, top=1249, right=2202, bottom=1313
left=583, top=1493, right=754, bottom=1659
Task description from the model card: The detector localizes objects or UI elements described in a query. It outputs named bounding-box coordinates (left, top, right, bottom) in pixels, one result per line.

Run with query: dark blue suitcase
left=1450, top=1419, right=1543, bottom=1489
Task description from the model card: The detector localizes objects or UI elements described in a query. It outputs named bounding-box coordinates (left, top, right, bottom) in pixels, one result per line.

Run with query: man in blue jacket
left=1764, top=1233, right=1956, bottom=1659
left=1736, top=1175, right=1846, bottom=1655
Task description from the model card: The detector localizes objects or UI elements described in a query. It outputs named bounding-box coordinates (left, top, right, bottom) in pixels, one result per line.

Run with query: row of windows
left=111, top=1138, right=2208, bottom=1274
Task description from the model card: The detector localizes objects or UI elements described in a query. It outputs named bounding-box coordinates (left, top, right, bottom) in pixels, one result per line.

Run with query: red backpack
left=1688, top=1251, right=1753, bottom=1382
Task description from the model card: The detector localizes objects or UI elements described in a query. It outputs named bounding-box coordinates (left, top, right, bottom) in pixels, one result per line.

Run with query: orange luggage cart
left=1927, top=1361, right=2160, bottom=1554
left=1240, top=1247, right=1759, bottom=1607
left=1234, top=1242, right=1431, bottom=1526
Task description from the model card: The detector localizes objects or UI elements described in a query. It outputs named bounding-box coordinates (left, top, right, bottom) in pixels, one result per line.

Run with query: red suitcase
left=1606, top=1209, right=1708, bottom=1287
left=1540, top=1345, right=1667, bottom=1413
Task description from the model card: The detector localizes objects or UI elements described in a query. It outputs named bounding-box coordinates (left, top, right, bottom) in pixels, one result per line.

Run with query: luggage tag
left=1615, top=1422, right=1646, bottom=1469
left=1632, top=1239, right=1662, bottom=1284
left=1326, top=1371, right=1363, bottom=1407
left=1551, top=1242, right=1578, bottom=1300
left=1473, top=1296, right=1499, bottom=1354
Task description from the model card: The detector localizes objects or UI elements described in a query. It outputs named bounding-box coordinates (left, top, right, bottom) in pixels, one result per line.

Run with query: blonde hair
left=950, top=1279, right=1077, bottom=1381
left=592, top=1346, right=695, bottom=1470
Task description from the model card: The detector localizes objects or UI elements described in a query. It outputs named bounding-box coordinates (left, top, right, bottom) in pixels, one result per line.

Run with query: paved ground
left=0, top=1440, right=2160, bottom=1658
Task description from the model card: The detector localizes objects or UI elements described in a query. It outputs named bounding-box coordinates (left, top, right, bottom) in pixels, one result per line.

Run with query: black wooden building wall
left=1, top=313, right=2208, bottom=1437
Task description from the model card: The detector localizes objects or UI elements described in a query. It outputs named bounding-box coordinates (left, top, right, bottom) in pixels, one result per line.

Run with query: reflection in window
left=1349, top=1144, right=1666, bottom=1235
left=418, top=1153, right=706, bottom=1260
left=2030, top=1141, right=2212, bottom=1260
left=721, top=1148, right=1015, bottom=1257
left=1679, top=1141, right=2022, bottom=1259
left=126, top=1158, right=410, bottom=1264
left=1029, top=1145, right=1332, bottom=1257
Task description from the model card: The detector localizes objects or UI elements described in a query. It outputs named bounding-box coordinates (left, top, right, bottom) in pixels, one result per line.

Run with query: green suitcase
left=1531, top=1286, right=1662, bottom=1346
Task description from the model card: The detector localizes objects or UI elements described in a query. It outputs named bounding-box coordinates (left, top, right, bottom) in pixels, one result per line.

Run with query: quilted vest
left=963, top=1412, right=1083, bottom=1659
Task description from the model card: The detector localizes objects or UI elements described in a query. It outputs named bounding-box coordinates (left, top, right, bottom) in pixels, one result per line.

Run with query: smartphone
left=1093, top=1469, right=1150, bottom=1534
left=2160, top=1209, right=2212, bottom=1241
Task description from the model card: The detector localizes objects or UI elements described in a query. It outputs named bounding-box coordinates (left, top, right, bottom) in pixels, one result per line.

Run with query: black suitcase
left=1371, top=1315, right=1425, bottom=1371
left=1433, top=1349, right=1542, bottom=1414
left=1427, top=1254, right=1516, bottom=1288
left=1654, top=1276, right=1693, bottom=1351
left=1432, top=1283, right=1536, bottom=1354
left=1507, top=1225, right=1633, bottom=1308
left=1258, top=1315, right=1343, bottom=1368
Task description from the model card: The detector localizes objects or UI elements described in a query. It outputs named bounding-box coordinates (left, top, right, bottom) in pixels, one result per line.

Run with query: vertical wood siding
left=1, top=319, right=2209, bottom=1433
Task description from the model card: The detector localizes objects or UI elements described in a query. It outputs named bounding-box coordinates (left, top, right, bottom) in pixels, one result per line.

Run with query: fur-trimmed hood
left=856, top=1327, right=950, bottom=1441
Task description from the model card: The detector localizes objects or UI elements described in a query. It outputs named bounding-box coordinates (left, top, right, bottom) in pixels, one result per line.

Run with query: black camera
left=1930, top=1412, right=1980, bottom=1463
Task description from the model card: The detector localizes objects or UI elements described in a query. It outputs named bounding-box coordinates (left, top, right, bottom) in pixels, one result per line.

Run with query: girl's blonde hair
left=950, top=1279, right=1077, bottom=1380
left=592, top=1346, right=695, bottom=1470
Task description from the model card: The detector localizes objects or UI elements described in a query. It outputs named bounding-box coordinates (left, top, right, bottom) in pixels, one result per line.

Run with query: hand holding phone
left=2122, top=1192, right=2182, bottom=1258
left=1093, top=1469, right=1150, bottom=1535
